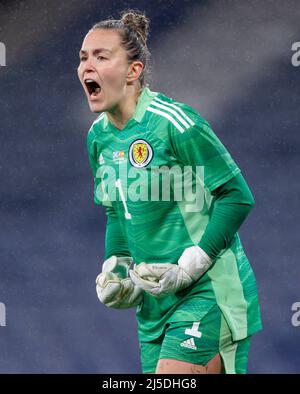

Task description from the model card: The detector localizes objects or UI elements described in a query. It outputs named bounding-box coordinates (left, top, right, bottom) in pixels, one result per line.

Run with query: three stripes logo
left=147, top=96, right=195, bottom=133
left=180, top=338, right=197, bottom=350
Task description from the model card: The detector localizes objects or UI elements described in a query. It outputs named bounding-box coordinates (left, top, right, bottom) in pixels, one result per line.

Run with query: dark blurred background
left=0, top=0, right=299, bottom=373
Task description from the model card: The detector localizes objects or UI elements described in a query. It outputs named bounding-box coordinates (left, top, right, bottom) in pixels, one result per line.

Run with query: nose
left=80, top=58, right=96, bottom=75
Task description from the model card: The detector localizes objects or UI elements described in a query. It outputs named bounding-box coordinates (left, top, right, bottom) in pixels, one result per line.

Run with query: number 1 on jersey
left=115, top=179, right=132, bottom=220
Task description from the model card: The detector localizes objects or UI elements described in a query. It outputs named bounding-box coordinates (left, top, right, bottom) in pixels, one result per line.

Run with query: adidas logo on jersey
left=180, top=338, right=197, bottom=350
left=99, top=153, right=105, bottom=165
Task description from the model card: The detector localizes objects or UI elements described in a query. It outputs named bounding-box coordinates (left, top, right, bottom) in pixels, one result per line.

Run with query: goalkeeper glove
left=129, top=246, right=212, bottom=298
left=96, top=256, right=143, bottom=309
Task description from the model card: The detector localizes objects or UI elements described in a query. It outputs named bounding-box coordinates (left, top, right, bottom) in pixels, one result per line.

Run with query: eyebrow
left=79, top=48, right=112, bottom=56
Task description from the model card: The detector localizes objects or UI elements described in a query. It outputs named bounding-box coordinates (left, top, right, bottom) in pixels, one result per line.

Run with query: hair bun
left=121, top=10, right=150, bottom=44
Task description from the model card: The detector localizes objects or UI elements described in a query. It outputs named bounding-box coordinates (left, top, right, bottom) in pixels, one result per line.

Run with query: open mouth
left=84, top=79, right=101, bottom=98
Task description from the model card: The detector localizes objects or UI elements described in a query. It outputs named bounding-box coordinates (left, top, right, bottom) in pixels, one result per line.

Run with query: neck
left=107, top=85, right=142, bottom=130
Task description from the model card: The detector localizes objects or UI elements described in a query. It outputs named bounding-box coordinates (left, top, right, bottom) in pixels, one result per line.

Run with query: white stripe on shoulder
left=147, top=106, right=185, bottom=133
left=154, top=97, right=195, bottom=127
left=150, top=100, right=190, bottom=129
left=92, top=112, right=105, bottom=125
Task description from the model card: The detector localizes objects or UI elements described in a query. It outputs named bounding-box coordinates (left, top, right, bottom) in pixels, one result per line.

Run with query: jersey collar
left=133, top=86, right=157, bottom=123
left=102, top=86, right=157, bottom=131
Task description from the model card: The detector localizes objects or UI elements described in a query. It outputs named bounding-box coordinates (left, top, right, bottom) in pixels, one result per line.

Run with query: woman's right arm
left=105, top=205, right=131, bottom=259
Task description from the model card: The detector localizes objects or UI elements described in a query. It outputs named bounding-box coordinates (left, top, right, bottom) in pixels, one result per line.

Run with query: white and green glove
left=96, top=256, right=143, bottom=309
left=129, top=246, right=212, bottom=298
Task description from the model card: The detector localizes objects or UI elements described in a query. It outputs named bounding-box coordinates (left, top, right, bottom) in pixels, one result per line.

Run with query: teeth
left=85, top=79, right=94, bottom=83
left=91, top=87, right=101, bottom=96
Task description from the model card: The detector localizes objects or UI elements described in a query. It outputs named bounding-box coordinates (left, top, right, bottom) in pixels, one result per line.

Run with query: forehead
left=81, top=29, right=122, bottom=52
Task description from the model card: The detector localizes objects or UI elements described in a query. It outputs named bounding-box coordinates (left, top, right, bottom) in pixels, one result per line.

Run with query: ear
left=127, top=61, right=144, bottom=83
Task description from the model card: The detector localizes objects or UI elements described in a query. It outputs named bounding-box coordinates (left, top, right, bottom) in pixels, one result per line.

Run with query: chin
left=89, top=102, right=105, bottom=113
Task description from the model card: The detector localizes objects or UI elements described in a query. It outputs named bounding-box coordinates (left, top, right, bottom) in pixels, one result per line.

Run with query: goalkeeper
left=79, top=10, right=262, bottom=374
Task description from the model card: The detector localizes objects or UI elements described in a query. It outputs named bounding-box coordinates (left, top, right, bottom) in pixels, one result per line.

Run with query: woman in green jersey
left=78, top=10, right=262, bottom=374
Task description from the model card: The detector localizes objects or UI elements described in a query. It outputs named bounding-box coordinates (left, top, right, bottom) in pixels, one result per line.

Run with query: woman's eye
left=97, top=56, right=106, bottom=61
left=80, top=57, right=87, bottom=62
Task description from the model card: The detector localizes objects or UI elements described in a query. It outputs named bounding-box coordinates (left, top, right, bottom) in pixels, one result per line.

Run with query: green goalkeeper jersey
left=87, top=87, right=262, bottom=342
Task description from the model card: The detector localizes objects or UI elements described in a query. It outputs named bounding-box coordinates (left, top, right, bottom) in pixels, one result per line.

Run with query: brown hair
left=92, top=9, right=151, bottom=87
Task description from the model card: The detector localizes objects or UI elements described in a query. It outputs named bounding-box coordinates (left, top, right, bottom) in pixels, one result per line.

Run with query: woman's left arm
left=169, top=116, right=255, bottom=261
left=199, top=172, right=255, bottom=260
